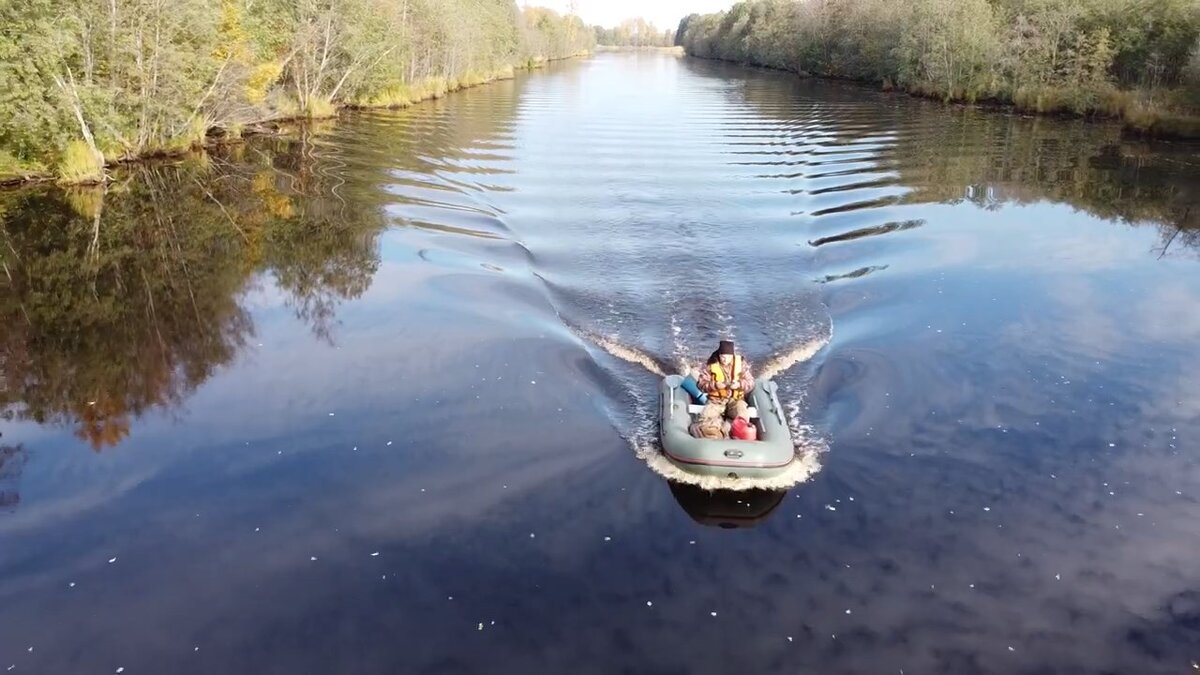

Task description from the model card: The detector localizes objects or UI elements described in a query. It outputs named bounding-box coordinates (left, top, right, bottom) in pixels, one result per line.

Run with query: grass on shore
left=56, top=141, right=105, bottom=185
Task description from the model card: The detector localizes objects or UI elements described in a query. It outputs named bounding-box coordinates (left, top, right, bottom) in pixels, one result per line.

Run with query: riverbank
left=688, top=54, right=1200, bottom=140
left=0, top=53, right=590, bottom=190
left=677, top=0, right=1200, bottom=139
left=0, top=1, right=594, bottom=188
left=595, top=45, right=683, bottom=55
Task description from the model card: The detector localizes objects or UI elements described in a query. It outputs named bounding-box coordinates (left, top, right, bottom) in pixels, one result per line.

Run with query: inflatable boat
left=659, top=374, right=796, bottom=479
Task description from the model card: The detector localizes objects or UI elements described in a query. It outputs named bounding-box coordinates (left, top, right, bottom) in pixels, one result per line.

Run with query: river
left=1, top=52, right=1199, bottom=674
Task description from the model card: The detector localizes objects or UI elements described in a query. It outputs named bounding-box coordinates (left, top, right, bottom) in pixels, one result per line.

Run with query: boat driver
left=697, top=340, right=755, bottom=431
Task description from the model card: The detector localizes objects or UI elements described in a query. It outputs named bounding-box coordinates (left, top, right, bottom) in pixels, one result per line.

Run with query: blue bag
left=680, top=375, right=708, bottom=404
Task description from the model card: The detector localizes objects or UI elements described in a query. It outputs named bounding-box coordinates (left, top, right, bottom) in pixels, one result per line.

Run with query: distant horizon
left=530, top=0, right=734, bottom=31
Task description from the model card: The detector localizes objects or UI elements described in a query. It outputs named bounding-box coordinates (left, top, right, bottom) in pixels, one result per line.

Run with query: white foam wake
left=589, top=333, right=666, bottom=377
left=634, top=430, right=826, bottom=491
left=757, top=332, right=832, bottom=381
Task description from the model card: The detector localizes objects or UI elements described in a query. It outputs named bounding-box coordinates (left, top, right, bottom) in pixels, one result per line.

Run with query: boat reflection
left=667, top=481, right=787, bottom=529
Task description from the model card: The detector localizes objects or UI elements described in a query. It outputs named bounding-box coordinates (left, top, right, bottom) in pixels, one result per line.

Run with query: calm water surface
left=2, top=53, right=1199, bottom=673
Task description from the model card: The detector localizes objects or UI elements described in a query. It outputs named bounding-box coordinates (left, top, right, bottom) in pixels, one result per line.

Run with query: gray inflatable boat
left=659, top=375, right=795, bottom=479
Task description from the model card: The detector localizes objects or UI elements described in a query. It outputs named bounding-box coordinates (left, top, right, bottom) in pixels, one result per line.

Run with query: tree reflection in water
left=0, top=134, right=384, bottom=451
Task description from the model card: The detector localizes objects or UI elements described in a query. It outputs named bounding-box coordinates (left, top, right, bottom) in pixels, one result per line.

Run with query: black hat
left=717, top=340, right=735, bottom=356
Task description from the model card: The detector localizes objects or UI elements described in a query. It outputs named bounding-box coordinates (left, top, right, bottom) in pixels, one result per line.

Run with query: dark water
left=2, top=53, right=1200, bottom=673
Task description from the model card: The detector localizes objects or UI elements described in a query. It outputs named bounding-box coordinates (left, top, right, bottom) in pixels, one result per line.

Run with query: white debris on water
left=603, top=536, right=611, bottom=541
left=386, top=441, right=393, bottom=446
left=710, top=611, right=717, bottom=617
left=529, top=533, right=535, bottom=539
left=845, top=609, right=852, bottom=614
left=108, top=557, right=117, bottom=564
left=69, top=582, right=75, bottom=588
left=478, top=623, right=483, bottom=631
left=310, top=556, right=317, bottom=561
left=370, top=552, right=380, bottom=557
left=646, top=601, right=653, bottom=607
left=116, top=668, right=124, bottom=673
left=825, top=505, right=837, bottom=511
left=983, top=507, right=991, bottom=512
left=787, top=636, right=793, bottom=642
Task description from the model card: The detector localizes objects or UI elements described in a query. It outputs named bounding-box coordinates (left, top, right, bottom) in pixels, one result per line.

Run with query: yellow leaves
left=214, top=0, right=252, bottom=62
left=245, top=61, right=283, bottom=104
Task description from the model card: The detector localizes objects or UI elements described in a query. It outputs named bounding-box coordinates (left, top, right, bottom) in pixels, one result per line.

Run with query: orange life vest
left=708, top=355, right=744, bottom=401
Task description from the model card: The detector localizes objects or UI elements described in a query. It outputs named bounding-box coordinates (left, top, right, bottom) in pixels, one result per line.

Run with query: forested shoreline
left=0, top=0, right=594, bottom=185
left=592, top=18, right=677, bottom=48
left=677, top=0, right=1200, bottom=137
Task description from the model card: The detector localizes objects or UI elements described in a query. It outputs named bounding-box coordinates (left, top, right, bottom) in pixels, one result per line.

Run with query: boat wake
left=757, top=332, right=832, bottom=381
left=635, top=434, right=826, bottom=491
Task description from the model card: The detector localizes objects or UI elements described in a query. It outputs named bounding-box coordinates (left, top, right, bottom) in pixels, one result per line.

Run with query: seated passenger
left=697, top=339, right=755, bottom=426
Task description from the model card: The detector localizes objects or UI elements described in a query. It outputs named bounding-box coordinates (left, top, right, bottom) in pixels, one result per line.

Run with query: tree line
left=0, top=0, right=594, bottom=183
left=676, top=0, right=1200, bottom=136
left=593, top=18, right=676, bottom=47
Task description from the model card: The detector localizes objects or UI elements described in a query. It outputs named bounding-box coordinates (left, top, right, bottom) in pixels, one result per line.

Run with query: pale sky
left=533, top=0, right=735, bottom=32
